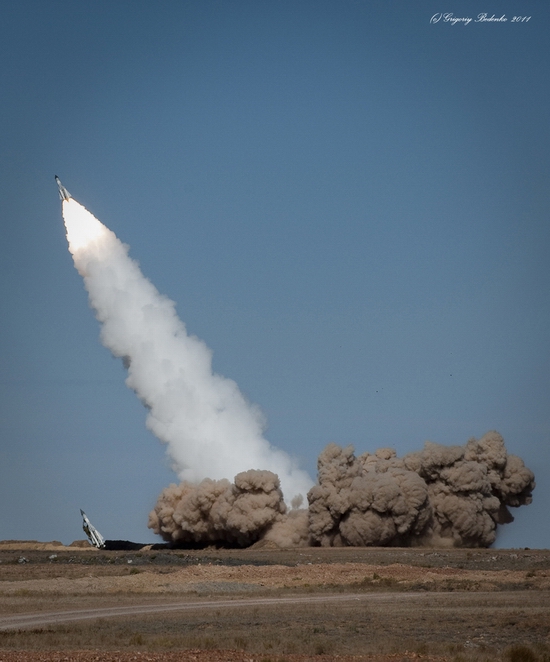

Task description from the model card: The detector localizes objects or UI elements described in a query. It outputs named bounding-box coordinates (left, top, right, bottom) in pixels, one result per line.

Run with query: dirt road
left=0, top=592, right=421, bottom=630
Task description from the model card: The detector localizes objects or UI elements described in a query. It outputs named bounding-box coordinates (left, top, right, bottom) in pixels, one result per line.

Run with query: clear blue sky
left=0, top=0, right=548, bottom=547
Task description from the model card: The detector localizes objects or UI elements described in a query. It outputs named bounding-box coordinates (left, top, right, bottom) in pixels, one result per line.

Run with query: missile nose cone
left=55, top=175, right=72, bottom=201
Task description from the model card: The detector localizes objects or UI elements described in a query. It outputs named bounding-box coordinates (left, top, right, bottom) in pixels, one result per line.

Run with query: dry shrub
left=506, top=644, right=537, bottom=662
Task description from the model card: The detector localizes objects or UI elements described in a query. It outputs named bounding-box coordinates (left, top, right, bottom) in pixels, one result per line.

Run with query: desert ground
left=0, top=540, right=549, bottom=662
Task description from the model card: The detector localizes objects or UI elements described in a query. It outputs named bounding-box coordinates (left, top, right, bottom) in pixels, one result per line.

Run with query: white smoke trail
left=62, top=197, right=313, bottom=503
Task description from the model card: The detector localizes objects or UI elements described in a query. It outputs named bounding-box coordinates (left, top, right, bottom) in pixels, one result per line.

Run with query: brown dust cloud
left=149, top=431, right=534, bottom=548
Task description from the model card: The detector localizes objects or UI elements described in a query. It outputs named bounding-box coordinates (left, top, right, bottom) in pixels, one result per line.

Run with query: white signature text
left=430, top=13, right=531, bottom=25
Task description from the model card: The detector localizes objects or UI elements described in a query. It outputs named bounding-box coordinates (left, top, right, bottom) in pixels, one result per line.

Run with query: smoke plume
left=62, top=198, right=313, bottom=504
left=63, top=196, right=534, bottom=548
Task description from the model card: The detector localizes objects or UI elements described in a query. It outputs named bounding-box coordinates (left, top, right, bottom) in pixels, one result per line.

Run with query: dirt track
left=0, top=592, right=422, bottom=630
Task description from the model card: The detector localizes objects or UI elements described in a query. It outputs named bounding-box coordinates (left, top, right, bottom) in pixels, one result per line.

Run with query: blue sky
left=0, top=0, right=548, bottom=547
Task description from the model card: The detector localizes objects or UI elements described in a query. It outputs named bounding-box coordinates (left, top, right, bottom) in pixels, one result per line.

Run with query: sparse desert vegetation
left=0, top=541, right=549, bottom=661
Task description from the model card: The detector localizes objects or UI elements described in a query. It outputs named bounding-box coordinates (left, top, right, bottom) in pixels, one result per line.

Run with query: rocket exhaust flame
left=61, top=181, right=535, bottom=548
left=63, top=198, right=112, bottom=252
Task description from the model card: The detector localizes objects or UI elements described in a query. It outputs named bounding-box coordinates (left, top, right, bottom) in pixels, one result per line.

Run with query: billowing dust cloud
left=307, top=431, right=534, bottom=548
left=148, top=470, right=295, bottom=547
left=62, top=194, right=534, bottom=548
left=62, top=197, right=312, bottom=504
left=151, top=431, right=534, bottom=548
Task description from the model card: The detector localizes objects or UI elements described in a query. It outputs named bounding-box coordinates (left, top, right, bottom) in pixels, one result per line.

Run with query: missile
left=55, top=175, right=71, bottom=202
left=80, top=509, right=106, bottom=549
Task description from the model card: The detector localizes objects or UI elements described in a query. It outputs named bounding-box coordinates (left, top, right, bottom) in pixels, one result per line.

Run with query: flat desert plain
left=0, top=541, right=549, bottom=662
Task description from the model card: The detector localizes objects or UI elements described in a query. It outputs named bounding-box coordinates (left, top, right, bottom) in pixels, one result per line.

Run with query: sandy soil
left=1, top=541, right=549, bottom=661
left=0, top=651, right=449, bottom=662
